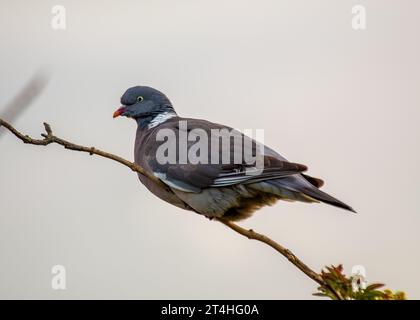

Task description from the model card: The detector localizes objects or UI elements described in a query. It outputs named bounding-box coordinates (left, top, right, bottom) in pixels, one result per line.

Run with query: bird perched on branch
left=113, top=86, right=355, bottom=221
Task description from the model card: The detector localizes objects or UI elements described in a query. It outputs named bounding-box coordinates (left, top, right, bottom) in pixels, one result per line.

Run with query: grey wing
left=145, top=119, right=308, bottom=193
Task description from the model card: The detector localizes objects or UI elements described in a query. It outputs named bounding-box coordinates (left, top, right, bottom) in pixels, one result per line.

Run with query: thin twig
left=0, top=118, right=160, bottom=182
left=0, top=117, right=343, bottom=299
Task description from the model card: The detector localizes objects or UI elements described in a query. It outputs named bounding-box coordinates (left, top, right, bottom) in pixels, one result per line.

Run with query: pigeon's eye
left=136, top=96, right=144, bottom=103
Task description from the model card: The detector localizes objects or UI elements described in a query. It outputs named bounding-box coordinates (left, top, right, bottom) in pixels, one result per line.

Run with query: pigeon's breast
left=134, top=126, right=192, bottom=211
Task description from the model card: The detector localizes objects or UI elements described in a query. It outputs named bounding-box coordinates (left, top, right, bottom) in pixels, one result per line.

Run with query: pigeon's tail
left=262, top=176, right=356, bottom=213
left=300, top=186, right=357, bottom=213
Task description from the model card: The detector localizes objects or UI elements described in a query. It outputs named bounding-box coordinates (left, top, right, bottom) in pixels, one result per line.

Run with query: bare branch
left=0, top=118, right=160, bottom=182
left=216, top=218, right=343, bottom=300
left=0, top=117, right=343, bottom=299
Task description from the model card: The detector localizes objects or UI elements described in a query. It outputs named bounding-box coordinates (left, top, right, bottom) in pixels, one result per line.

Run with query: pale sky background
left=0, top=0, right=419, bottom=299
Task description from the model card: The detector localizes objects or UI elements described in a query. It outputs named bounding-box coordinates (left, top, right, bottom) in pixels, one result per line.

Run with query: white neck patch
left=148, top=111, right=177, bottom=129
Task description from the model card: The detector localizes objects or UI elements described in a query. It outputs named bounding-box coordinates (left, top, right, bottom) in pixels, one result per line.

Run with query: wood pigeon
left=113, top=86, right=355, bottom=221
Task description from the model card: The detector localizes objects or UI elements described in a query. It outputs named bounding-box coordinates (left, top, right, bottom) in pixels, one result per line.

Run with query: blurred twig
left=0, top=71, right=49, bottom=137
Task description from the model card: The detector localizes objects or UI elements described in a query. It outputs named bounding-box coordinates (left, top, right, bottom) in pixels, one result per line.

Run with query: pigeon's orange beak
left=113, top=106, right=126, bottom=118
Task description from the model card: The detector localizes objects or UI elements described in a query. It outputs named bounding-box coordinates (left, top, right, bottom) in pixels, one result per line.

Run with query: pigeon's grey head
left=113, top=86, right=174, bottom=121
